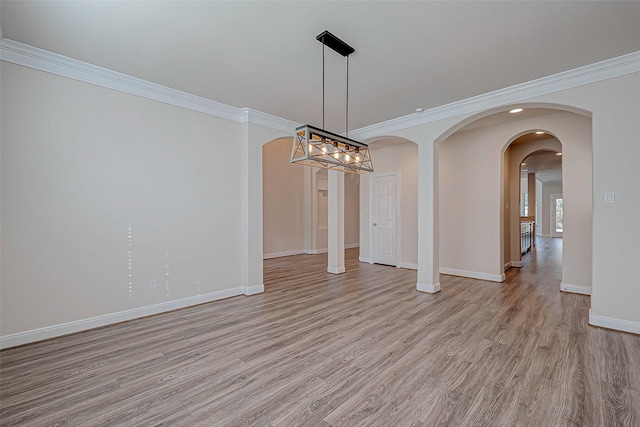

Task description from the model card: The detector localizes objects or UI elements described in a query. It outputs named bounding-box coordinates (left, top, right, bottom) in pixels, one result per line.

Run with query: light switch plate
left=604, top=192, right=615, bottom=204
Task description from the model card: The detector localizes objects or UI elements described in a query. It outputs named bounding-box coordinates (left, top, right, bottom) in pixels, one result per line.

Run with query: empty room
left=1, top=2, right=640, bottom=426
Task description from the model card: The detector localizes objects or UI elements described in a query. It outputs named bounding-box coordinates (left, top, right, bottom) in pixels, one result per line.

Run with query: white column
left=416, top=141, right=441, bottom=293
left=327, top=170, right=345, bottom=274
left=244, top=125, right=264, bottom=295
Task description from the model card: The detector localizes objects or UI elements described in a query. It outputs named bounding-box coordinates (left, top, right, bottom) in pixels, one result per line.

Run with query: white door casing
left=371, top=174, right=398, bottom=266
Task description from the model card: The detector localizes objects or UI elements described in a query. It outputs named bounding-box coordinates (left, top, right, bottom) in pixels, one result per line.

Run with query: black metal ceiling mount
left=316, top=30, right=355, bottom=57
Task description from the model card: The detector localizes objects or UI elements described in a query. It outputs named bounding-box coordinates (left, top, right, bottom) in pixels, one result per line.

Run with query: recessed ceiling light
left=556, top=152, right=563, bottom=156
left=535, top=131, right=545, bottom=134
left=510, top=108, right=523, bottom=114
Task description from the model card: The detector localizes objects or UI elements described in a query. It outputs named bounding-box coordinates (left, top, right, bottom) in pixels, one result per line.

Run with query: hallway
left=1, top=240, right=638, bottom=425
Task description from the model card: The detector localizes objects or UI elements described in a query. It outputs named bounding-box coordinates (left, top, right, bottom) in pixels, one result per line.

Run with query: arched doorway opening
left=504, top=135, right=563, bottom=267
left=436, top=105, right=592, bottom=295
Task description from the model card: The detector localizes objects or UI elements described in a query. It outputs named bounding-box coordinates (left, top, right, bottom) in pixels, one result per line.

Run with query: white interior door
left=551, top=194, right=563, bottom=238
left=372, top=175, right=397, bottom=266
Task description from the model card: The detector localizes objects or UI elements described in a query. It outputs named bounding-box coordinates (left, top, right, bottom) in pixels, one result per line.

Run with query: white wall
left=1, top=62, right=245, bottom=338
left=439, top=128, right=504, bottom=279
left=360, top=141, right=418, bottom=267
left=262, top=138, right=305, bottom=257
left=344, top=174, right=360, bottom=247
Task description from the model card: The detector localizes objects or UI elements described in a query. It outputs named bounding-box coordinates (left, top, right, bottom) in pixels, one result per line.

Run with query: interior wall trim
left=440, top=267, right=506, bottom=283
left=398, top=262, right=418, bottom=270
left=0, top=38, right=299, bottom=132
left=244, top=284, right=265, bottom=295
left=304, top=243, right=360, bottom=255
left=416, top=282, right=441, bottom=293
left=350, top=50, right=640, bottom=140
left=561, top=282, right=592, bottom=295
left=0, top=286, right=253, bottom=349
left=3, top=38, right=638, bottom=141
left=264, top=250, right=305, bottom=259
left=589, top=309, right=640, bottom=335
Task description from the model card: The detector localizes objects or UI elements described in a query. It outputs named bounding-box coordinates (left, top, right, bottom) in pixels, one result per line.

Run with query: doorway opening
left=435, top=106, right=591, bottom=296
left=550, top=194, right=563, bottom=237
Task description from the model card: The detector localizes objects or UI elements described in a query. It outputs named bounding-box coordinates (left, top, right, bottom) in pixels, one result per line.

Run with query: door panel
left=372, top=175, right=397, bottom=266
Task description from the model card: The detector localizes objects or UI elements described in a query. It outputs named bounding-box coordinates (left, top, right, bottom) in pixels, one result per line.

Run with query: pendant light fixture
left=290, top=30, right=373, bottom=174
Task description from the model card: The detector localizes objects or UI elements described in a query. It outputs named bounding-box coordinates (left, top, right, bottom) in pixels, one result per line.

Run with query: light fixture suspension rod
left=322, top=43, right=325, bottom=129
left=346, top=55, right=349, bottom=138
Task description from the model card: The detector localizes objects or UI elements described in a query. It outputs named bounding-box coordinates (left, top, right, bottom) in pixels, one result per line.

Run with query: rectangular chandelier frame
left=291, top=124, right=373, bottom=174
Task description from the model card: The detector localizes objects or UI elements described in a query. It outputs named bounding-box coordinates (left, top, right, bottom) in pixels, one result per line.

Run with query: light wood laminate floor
left=1, top=237, right=639, bottom=426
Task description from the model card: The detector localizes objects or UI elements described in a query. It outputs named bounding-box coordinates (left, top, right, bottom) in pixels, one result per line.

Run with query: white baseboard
left=439, top=267, right=505, bottom=283
left=417, top=282, right=441, bottom=293
left=589, top=309, right=640, bottom=335
left=327, top=266, right=346, bottom=274
left=511, top=261, right=523, bottom=268
left=0, top=286, right=259, bottom=349
left=541, top=233, right=551, bottom=238
left=306, top=248, right=327, bottom=254
left=264, top=250, right=303, bottom=259
left=398, top=262, right=418, bottom=270
left=560, top=282, right=591, bottom=295
left=244, top=284, right=265, bottom=295
left=504, top=261, right=512, bottom=270
left=359, top=256, right=372, bottom=264
left=304, top=244, right=359, bottom=256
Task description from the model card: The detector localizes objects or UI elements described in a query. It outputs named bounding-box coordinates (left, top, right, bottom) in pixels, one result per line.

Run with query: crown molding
left=0, top=38, right=246, bottom=122
left=3, top=38, right=639, bottom=139
left=351, top=50, right=640, bottom=140
left=240, top=108, right=299, bottom=134
left=0, top=38, right=301, bottom=133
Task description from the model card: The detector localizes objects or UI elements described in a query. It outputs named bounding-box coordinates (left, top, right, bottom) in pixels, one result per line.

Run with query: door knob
left=372, top=223, right=377, bottom=226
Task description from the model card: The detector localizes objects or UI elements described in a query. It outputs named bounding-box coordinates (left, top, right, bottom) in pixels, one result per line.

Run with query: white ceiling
left=2, top=1, right=640, bottom=132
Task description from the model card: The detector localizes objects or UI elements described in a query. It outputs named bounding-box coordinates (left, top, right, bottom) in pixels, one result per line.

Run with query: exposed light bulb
left=334, top=152, right=340, bottom=159
left=355, top=155, right=361, bottom=162
left=321, top=145, right=327, bottom=154
left=345, top=154, right=350, bottom=162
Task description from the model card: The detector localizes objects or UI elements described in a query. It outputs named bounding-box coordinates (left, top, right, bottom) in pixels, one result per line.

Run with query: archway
left=435, top=104, right=592, bottom=295
left=503, top=134, right=563, bottom=268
